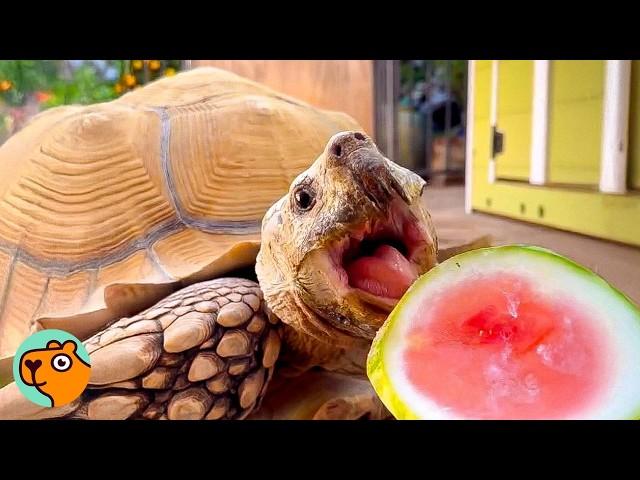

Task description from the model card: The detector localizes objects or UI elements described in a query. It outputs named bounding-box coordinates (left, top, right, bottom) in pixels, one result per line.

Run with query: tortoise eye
left=293, top=185, right=315, bottom=212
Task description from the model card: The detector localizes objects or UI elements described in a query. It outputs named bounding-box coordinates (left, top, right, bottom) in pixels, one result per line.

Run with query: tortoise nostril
left=328, top=131, right=370, bottom=161
left=25, top=359, right=42, bottom=373
left=332, top=144, right=342, bottom=157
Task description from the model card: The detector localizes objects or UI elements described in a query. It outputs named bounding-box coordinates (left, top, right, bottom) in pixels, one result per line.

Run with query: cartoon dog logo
left=18, top=339, right=91, bottom=407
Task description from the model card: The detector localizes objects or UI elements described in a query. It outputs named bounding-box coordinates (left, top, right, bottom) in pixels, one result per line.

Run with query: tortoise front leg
left=248, top=369, right=392, bottom=420
left=0, top=278, right=281, bottom=420
left=312, top=392, right=391, bottom=420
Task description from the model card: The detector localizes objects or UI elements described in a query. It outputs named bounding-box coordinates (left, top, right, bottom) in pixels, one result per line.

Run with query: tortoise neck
left=278, top=323, right=370, bottom=376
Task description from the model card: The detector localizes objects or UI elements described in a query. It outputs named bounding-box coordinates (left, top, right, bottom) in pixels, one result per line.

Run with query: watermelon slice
left=367, top=245, right=640, bottom=420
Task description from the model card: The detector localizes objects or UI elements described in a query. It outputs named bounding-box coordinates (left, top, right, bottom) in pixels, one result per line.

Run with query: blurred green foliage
left=0, top=60, right=121, bottom=106
left=0, top=60, right=183, bottom=107
left=45, top=63, right=122, bottom=107
left=0, top=60, right=183, bottom=143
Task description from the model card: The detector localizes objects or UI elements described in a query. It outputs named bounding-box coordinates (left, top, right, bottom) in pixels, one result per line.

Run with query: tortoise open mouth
left=328, top=201, right=433, bottom=312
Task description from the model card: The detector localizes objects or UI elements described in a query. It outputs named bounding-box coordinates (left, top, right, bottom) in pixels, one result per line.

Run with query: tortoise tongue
left=346, top=245, right=418, bottom=300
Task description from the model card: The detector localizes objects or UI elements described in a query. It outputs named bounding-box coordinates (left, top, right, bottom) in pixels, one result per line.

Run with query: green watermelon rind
left=366, top=244, right=640, bottom=420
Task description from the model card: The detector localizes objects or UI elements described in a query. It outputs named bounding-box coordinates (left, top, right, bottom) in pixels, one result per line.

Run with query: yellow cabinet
left=469, top=60, right=640, bottom=247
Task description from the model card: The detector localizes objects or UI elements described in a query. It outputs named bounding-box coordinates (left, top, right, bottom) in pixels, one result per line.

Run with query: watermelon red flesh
left=404, top=272, right=610, bottom=419
left=367, top=246, right=640, bottom=420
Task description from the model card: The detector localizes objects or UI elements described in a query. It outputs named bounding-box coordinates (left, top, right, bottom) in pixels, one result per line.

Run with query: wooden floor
left=425, top=186, right=640, bottom=304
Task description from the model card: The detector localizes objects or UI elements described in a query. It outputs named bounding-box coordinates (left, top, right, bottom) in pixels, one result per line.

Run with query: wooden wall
left=191, top=60, right=375, bottom=136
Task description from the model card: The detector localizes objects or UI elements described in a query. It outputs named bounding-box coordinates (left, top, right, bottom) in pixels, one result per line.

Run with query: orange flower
left=123, top=74, right=136, bottom=87
left=132, top=60, right=143, bottom=70
left=0, top=80, right=12, bottom=92
left=148, top=60, right=161, bottom=71
left=114, top=83, right=124, bottom=94
left=35, top=91, right=53, bottom=103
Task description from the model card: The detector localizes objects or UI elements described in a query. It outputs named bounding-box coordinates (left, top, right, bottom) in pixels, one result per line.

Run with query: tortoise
left=0, top=67, right=482, bottom=420
left=0, top=66, right=359, bottom=363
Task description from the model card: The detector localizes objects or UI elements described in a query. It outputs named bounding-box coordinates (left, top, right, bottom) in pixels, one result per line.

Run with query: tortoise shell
left=0, top=67, right=360, bottom=362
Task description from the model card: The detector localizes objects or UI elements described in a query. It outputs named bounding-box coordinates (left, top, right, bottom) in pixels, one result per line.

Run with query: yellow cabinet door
left=628, top=61, right=640, bottom=191
left=495, top=60, right=533, bottom=181
left=548, top=61, right=604, bottom=186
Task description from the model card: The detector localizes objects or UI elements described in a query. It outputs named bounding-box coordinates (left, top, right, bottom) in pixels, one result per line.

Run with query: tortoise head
left=256, top=131, right=437, bottom=347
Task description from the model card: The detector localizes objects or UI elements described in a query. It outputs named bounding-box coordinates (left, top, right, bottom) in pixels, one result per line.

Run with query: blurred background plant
left=0, top=60, right=184, bottom=144
left=400, top=60, right=467, bottom=107
left=397, top=60, right=468, bottom=184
